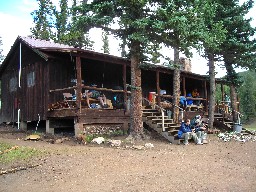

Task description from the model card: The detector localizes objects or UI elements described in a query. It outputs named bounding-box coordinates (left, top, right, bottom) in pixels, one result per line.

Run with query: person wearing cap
left=193, top=117, right=208, bottom=144
left=190, top=115, right=201, bottom=128
left=177, top=119, right=199, bottom=145
left=86, top=84, right=108, bottom=108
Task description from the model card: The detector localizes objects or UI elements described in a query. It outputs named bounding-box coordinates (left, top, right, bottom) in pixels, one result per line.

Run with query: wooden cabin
left=0, top=36, right=235, bottom=139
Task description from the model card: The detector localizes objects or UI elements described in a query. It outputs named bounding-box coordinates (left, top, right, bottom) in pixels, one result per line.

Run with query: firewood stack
left=48, top=101, right=76, bottom=111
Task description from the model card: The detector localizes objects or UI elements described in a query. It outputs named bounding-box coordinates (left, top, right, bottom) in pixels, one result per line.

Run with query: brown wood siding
left=1, top=71, right=18, bottom=122
left=19, top=62, right=48, bottom=121
left=1, top=44, right=49, bottom=122
left=1, top=45, right=20, bottom=122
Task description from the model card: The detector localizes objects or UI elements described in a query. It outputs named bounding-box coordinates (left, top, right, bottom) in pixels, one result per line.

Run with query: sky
left=0, top=0, right=255, bottom=78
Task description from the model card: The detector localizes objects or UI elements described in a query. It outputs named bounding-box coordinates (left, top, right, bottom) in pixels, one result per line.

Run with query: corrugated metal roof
left=19, top=36, right=74, bottom=49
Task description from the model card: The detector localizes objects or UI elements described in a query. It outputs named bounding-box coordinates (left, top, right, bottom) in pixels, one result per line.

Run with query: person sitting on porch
left=192, top=88, right=200, bottom=105
left=177, top=119, right=199, bottom=145
left=186, top=93, right=193, bottom=105
left=179, top=95, right=187, bottom=110
left=86, top=84, right=108, bottom=108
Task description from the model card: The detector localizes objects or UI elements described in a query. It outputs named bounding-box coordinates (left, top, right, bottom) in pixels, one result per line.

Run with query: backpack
left=91, top=90, right=100, bottom=99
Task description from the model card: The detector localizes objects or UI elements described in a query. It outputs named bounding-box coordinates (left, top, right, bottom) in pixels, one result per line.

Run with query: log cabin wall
left=1, top=44, right=48, bottom=122
left=19, top=46, right=49, bottom=122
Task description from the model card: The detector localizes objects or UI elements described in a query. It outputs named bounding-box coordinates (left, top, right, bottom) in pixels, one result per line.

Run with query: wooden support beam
left=123, top=65, right=127, bottom=108
left=204, top=80, right=208, bottom=112
left=49, top=86, right=77, bottom=93
left=182, top=76, right=186, bottom=96
left=76, top=56, right=82, bottom=113
left=156, top=71, right=161, bottom=106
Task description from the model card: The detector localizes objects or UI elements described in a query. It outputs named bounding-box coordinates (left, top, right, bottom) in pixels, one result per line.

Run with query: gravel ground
left=0, top=125, right=256, bottom=192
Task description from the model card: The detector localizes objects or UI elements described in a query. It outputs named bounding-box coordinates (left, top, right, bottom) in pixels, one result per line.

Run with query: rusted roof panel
left=20, top=36, right=74, bottom=49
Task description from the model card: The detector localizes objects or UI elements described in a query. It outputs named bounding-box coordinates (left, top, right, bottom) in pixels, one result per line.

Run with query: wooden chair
left=63, top=93, right=73, bottom=100
left=63, top=93, right=75, bottom=108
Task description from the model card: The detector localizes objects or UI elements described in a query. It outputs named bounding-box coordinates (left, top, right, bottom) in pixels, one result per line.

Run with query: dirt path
left=0, top=126, right=256, bottom=192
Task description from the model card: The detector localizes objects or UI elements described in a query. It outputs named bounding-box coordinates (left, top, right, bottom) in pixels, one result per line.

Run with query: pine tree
left=74, top=0, right=219, bottom=138
left=68, top=0, right=94, bottom=49
left=197, top=0, right=227, bottom=128
left=53, top=0, right=69, bottom=43
left=31, top=0, right=55, bottom=40
left=238, top=71, right=256, bottom=121
left=217, top=0, right=256, bottom=122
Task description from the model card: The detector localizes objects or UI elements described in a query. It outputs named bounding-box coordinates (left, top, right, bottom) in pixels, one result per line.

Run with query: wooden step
left=142, top=111, right=161, bottom=116
left=151, top=119, right=173, bottom=123
left=146, top=115, right=169, bottom=120
left=142, top=109, right=159, bottom=112
left=168, top=125, right=180, bottom=129
left=224, top=121, right=233, bottom=124
left=168, top=129, right=178, bottom=136
left=156, top=123, right=178, bottom=128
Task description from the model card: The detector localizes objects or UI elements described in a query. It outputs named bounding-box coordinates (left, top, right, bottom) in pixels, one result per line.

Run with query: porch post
left=123, top=64, right=127, bottom=108
left=76, top=56, right=82, bottom=113
left=204, top=80, right=208, bottom=112
left=182, top=76, right=186, bottom=96
left=156, top=71, right=160, bottom=106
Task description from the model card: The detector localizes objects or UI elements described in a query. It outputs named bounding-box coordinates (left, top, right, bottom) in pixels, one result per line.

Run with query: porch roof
left=0, top=36, right=226, bottom=82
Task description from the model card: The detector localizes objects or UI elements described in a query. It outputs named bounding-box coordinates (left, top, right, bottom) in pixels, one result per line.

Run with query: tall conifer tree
left=218, top=0, right=256, bottom=122
left=53, top=0, right=69, bottom=43
left=31, top=0, right=54, bottom=40
left=73, top=0, right=219, bottom=138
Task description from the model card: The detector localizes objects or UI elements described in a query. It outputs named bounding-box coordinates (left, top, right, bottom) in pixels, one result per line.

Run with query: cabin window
left=9, top=77, right=17, bottom=92
left=27, top=71, right=35, bottom=87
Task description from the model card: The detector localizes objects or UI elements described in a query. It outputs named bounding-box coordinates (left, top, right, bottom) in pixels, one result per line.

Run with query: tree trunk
left=224, top=61, right=238, bottom=123
left=129, top=40, right=144, bottom=139
left=230, top=85, right=238, bottom=123
left=208, top=54, right=216, bottom=129
left=172, top=48, right=180, bottom=123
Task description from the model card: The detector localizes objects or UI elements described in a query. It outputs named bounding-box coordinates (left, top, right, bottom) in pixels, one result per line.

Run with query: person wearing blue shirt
left=186, top=93, right=193, bottom=105
left=179, top=95, right=187, bottom=110
left=178, top=119, right=200, bottom=145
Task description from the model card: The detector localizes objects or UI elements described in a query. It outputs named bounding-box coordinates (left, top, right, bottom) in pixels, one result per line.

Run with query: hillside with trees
left=237, top=70, right=256, bottom=122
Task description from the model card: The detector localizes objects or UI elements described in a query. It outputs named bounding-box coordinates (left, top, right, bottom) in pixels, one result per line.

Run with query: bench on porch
left=186, top=104, right=204, bottom=111
left=63, top=93, right=101, bottom=108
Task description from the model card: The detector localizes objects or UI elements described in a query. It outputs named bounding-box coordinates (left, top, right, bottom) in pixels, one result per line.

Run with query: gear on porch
left=112, top=86, right=125, bottom=109
left=86, top=84, right=109, bottom=108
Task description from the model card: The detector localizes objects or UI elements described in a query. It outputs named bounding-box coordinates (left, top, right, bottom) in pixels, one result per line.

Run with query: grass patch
left=0, top=142, right=43, bottom=164
left=245, top=127, right=256, bottom=131
left=243, top=122, right=256, bottom=130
